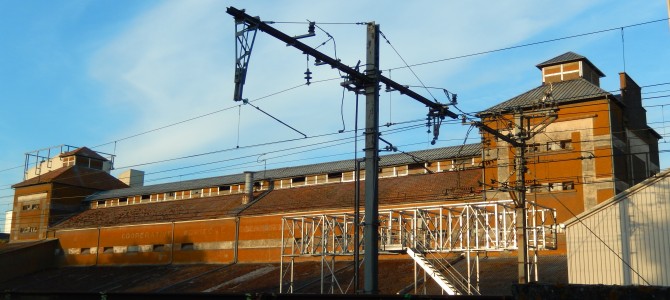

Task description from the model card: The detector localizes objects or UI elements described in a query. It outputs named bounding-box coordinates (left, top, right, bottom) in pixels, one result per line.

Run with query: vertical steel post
left=354, top=159, right=361, bottom=293
left=514, top=110, right=529, bottom=284
left=363, top=22, right=380, bottom=295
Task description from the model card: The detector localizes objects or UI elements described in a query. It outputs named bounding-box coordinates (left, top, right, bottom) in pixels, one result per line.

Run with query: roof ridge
left=478, top=78, right=611, bottom=115
left=85, top=144, right=483, bottom=201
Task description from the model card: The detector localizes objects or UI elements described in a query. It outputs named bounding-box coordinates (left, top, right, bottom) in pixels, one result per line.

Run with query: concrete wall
left=0, top=239, right=58, bottom=283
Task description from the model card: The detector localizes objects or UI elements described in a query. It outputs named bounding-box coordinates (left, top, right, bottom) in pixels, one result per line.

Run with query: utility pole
left=513, top=108, right=529, bottom=284
left=226, top=7, right=457, bottom=294
left=474, top=103, right=556, bottom=284
left=363, top=22, right=380, bottom=294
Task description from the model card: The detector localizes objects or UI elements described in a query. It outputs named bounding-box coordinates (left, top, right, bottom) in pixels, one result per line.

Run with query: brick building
left=0, top=52, right=661, bottom=295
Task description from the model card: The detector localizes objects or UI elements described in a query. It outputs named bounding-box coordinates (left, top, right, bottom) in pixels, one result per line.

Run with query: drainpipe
left=234, top=217, right=240, bottom=264
left=243, top=171, right=254, bottom=205
left=95, top=227, right=101, bottom=266
left=608, top=98, right=617, bottom=199
left=481, top=135, right=486, bottom=201
left=170, top=222, right=175, bottom=265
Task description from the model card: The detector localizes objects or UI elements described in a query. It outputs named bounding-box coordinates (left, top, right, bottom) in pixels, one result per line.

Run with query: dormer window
left=536, top=51, right=604, bottom=86
left=542, top=61, right=580, bottom=83
left=63, top=156, right=75, bottom=167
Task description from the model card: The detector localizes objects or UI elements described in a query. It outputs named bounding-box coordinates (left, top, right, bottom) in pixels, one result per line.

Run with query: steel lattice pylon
left=279, top=200, right=557, bottom=295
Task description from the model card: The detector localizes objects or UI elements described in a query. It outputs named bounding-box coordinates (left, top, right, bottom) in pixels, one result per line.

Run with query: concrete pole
left=363, top=22, right=380, bottom=294
left=515, top=110, right=529, bottom=284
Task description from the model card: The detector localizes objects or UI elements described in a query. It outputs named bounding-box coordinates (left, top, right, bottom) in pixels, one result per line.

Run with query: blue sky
left=1, top=1, right=669, bottom=227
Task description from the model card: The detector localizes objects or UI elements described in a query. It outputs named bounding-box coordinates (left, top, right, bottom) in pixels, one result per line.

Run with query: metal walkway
left=279, top=200, right=557, bottom=295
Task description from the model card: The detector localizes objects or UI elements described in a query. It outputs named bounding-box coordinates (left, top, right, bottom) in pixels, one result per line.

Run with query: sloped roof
left=243, top=168, right=481, bottom=216
left=12, top=166, right=128, bottom=190
left=0, top=255, right=567, bottom=295
left=54, top=193, right=247, bottom=229
left=86, top=144, right=482, bottom=201
left=59, top=147, right=108, bottom=161
left=536, top=51, right=605, bottom=76
left=478, top=78, right=614, bottom=115
left=55, top=169, right=481, bottom=229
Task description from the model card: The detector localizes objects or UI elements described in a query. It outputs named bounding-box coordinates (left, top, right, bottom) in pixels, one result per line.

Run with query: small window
left=22, top=205, right=30, bottom=211
left=547, top=140, right=572, bottom=151
left=529, top=184, right=544, bottom=193
left=328, top=172, right=342, bottom=179
left=103, top=247, right=113, bottom=253
left=127, top=245, right=139, bottom=253
left=89, top=159, right=104, bottom=170
left=141, top=195, right=150, bottom=200
left=562, top=181, right=575, bottom=190
left=181, top=243, right=194, bottom=251
left=547, top=183, right=555, bottom=192
left=97, top=200, right=105, bottom=205
left=153, top=244, right=165, bottom=252
left=81, top=248, right=91, bottom=255
left=119, top=198, right=127, bottom=204
left=292, top=176, right=306, bottom=183
left=31, top=204, right=39, bottom=210
left=408, top=163, right=424, bottom=170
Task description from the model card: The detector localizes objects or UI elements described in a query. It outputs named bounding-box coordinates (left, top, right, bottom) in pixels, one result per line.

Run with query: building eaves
left=12, top=166, right=128, bottom=190
left=59, top=147, right=108, bottom=161
left=86, top=144, right=482, bottom=202
left=478, top=78, right=614, bottom=116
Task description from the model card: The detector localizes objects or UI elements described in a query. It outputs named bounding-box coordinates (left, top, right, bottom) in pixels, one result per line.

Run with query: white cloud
left=89, top=0, right=602, bottom=175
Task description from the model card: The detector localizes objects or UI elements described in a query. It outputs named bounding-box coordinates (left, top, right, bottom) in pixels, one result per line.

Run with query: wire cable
left=386, top=17, right=669, bottom=72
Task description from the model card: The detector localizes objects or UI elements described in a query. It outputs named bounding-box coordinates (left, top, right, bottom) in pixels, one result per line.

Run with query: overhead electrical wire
left=385, top=17, right=669, bottom=72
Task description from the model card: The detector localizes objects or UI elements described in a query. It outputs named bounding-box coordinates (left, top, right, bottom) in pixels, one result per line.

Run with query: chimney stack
left=118, top=169, right=144, bottom=187
left=243, top=171, right=254, bottom=204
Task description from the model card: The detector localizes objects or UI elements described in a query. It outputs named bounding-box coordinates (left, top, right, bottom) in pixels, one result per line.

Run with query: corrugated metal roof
left=478, top=78, right=613, bottom=115
left=535, top=51, right=604, bottom=76
left=86, top=144, right=482, bottom=201
left=536, top=51, right=586, bottom=68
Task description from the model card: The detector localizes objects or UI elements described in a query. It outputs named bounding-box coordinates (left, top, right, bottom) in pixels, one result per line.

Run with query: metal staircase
left=279, top=200, right=558, bottom=294
left=406, top=247, right=460, bottom=295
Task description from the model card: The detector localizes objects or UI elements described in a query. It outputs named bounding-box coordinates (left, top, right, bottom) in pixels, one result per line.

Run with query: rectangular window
left=153, top=244, right=166, bottom=252
left=127, top=245, right=139, bottom=253
left=547, top=140, right=572, bottom=151
left=181, top=243, right=194, bottom=251
left=408, top=163, right=425, bottom=175
left=562, top=181, right=575, bottom=190
left=89, top=159, right=104, bottom=170
left=103, top=247, right=113, bottom=253
left=81, top=248, right=91, bottom=255
left=529, top=184, right=544, bottom=193
left=62, top=156, right=75, bottom=167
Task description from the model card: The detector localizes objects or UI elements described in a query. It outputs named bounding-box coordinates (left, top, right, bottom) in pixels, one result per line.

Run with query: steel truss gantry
left=279, top=200, right=557, bottom=295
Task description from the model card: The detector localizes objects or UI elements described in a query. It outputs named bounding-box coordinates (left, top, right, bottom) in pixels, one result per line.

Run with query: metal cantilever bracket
left=426, top=104, right=451, bottom=145
left=233, top=13, right=259, bottom=102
